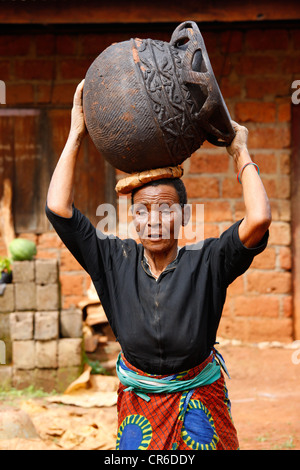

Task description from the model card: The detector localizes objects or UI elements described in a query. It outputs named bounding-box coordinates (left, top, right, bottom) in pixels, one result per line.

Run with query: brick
left=14, top=282, right=36, bottom=311
left=201, top=31, right=217, bottom=54
left=278, top=101, right=291, bottom=122
left=279, top=153, right=291, bottom=175
left=36, top=84, right=52, bottom=104
left=183, top=177, right=219, bottom=199
left=189, top=151, right=229, bottom=174
left=237, top=55, right=278, bottom=76
left=227, top=275, right=244, bottom=297
left=35, top=259, right=58, bottom=285
left=0, top=366, right=12, bottom=389
left=59, top=58, right=91, bottom=79
left=60, top=309, right=83, bottom=338
left=252, top=153, right=277, bottom=174
left=34, top=311, right=59, bottom=340
left=292, top=29, right=300, bottom=49
left=251, top=247, right=276, bottom=270
left=279, top=247, right=292, bottom=271
left=245, top=78, right=289, bottom=99
left=51, top=84, right=77, bottom=104
left=60, top=249, right=82, bottom=271
left=36, top=340, right=58, bottom=369
left=281, top=55, right=300, bottom=74
left=12, top=261, right=35, bottom=283
left=0, top=60, right=11, bottom=80
left=6, top=84, right=35, bottom=105
left=203, top=223, right=220, bottom=239
left=81, top=33, right=124, bottom=56
left=247, top=271, right=292, bottom=294
left=12, top=340, right=35, bottom=370
left=56, top=35, right=77, bottom=55
left=203, top=201, right=233, bottom=222
left=10, top=312, right=34, bottom=340
left=34, top=368, right=58, bottom=393
left=0, top=35, right=31, bottom=56
left=270, top=200, right=291, bottom=222
left=62, top=295, right=86, bottom=309
left=15, top=59, right=55, bottom=80
left=245, top=29, right=289, bottom=51
left=60, top=273, right=85, bottom=297
left=221, top=178, right=243, bottom=198
left=221, top=30, right=243, bottom=53
left=247, top=126, right=290, bottom=150
left=235, top=102, right=276, bottom=123
left=208, top=54, right=232, bottom=77
left=35, top=34, right=56, bottom=56
left=12, top=368, right=35, bottom=390
left=36, top=284, right=60, bottom=311
left=218, top=317, right=293, bottom=343
left=220, top=76, right=242, bottom=99
left=56, top=367, right=82, bottom=393
left=58, top=338, right=82, bottom=368
left=282, top=296, right=292, bottom=318
left=37, top=232, right=63, bottom=249
left=269, top=222, right=291, bottom=246
left=234, top=295, right=280, bottom=317
left=0, top=284, right=14, bottom=312
left=0, top=313, right=10, bottom=340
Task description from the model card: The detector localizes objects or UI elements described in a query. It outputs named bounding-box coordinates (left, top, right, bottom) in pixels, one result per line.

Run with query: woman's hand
left=226, top=120, right=249, bottom=169
left=70, top=79, right=87, bottom=141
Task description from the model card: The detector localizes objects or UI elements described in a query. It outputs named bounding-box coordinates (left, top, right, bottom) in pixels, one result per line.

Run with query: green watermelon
left=9, top=238, right=37, bottom=261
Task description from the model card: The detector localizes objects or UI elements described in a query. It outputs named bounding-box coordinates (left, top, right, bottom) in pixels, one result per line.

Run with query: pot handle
left=170, top=21, right=236, bottom=147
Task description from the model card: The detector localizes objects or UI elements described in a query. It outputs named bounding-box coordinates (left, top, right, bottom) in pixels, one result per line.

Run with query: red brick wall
left=0, top=25, right=297, bottom=342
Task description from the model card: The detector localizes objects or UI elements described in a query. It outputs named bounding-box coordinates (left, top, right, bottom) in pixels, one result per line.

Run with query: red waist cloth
left=116, top=352, right=239, bottom=450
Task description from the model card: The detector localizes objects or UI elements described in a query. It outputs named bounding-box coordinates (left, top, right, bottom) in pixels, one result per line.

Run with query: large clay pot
left=83, top=21, right=235, bottom=173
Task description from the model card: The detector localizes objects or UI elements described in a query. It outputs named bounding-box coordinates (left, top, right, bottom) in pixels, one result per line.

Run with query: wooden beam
left=291, top=103, right=300, bottom=340
left=0, top=0, right=299, bottom=24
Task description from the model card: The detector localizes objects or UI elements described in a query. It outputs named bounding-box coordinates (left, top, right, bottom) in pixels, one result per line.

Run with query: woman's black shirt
left=46, top=205, right=268, bottom=375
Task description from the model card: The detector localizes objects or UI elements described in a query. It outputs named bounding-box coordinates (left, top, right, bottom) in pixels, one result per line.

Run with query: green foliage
left=0, top=256, right=12, bottom=273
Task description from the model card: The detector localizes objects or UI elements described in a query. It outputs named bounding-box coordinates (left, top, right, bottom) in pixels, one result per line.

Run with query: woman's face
left=132, top=184, right=184, bottom=254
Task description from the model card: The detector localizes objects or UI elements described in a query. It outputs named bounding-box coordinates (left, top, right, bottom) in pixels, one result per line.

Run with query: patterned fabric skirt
left=116, top=352, right=239, bottom=450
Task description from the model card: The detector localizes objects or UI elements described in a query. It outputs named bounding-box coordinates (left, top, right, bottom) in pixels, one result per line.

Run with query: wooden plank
left=291, top=103, right=300, bottom=340
left=0, top=110, right=42, bottom=234
left=0, top=0, right=299, bottom=24
left=13, top=111, right=42, bottom=233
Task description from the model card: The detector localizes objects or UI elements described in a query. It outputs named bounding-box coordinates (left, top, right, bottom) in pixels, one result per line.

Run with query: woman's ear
left=182, top=204, right=191, bottom=226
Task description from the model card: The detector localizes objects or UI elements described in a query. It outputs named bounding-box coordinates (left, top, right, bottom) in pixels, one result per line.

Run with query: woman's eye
left=137, top=210, right=148, bottom=217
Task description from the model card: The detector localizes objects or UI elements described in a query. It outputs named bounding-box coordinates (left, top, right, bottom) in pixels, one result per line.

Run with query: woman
left=46, top=80, right=271, bottom=450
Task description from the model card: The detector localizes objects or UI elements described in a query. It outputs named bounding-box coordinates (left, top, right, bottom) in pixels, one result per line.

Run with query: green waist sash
left=116, top=353, right=221, bottom=402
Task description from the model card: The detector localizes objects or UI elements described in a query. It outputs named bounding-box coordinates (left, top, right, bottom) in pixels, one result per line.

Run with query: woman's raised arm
left=47, top=80, right=87, bottom=218
left=226, top=121, right=272, bottom=248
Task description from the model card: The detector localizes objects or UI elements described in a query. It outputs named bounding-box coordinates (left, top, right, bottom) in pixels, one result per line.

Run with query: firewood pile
left=79, top=283, right=121, bottom=375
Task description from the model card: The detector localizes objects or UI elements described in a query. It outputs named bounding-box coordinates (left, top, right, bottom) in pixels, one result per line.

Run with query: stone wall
left=0, top=259, right=83, bottom=392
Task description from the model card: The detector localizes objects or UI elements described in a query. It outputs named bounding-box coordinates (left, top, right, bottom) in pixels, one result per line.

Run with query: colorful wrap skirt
left=116, top=351, right=239, bottom=450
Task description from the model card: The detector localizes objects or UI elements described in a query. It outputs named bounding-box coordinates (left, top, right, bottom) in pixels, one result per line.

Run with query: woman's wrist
left=68, top=128, right=85, bottom=147
left=233, top=146, right=252, bottom=172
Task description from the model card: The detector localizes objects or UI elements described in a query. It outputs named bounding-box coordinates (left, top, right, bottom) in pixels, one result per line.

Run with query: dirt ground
left=0, top=341, right=299, bottom=451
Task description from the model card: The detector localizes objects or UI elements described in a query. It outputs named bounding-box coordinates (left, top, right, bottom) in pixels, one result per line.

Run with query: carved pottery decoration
left=83, top=21, right=235, bottom=173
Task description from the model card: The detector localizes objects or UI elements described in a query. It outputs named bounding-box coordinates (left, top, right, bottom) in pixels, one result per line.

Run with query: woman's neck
left=144, top=244, right=178, bottom=279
